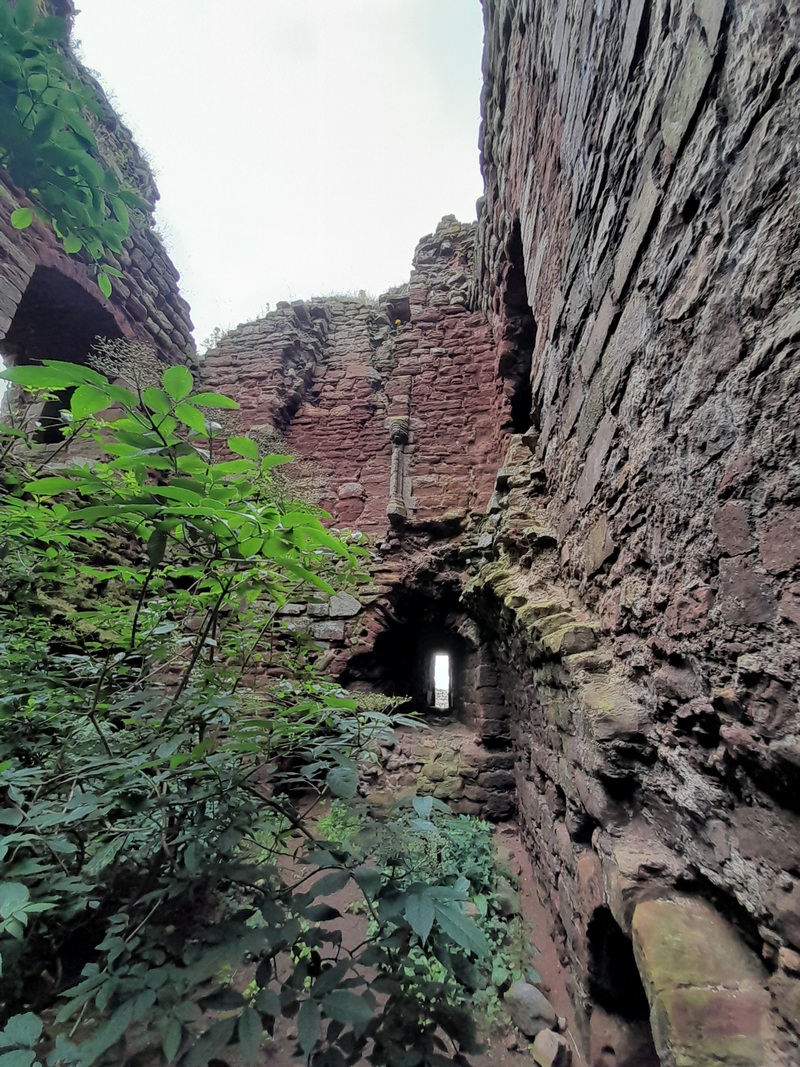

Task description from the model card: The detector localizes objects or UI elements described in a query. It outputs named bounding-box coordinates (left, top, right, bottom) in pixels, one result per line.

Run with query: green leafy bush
left=368, top=797, right=532, bottom=1022
left=315, top=799, right=363, bottom=846
left=0, top=358, right=503, bottom=1067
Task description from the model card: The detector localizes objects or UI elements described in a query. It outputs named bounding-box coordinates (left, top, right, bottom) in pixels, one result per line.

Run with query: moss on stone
left=541, top=622, right=598, bottom=655
left=632, top=898, right=765, bottom=997
left=631, top=898, right=771, bottom=1066
left=651, top=986, right=770, bottom=1067
left=580, top=680, right=645, bottom=741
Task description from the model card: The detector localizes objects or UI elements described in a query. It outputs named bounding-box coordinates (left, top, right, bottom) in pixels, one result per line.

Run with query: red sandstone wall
left=0, top=12, right=193, bottom=367
left=396, top=223, right=502, bottom=528
left=475, top=0, right=800, bottom=1060
left=201, top=218, right=504, bottom=540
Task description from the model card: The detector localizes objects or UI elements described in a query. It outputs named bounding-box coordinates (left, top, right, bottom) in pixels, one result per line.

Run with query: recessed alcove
left=500, top=219, right=537, bottom=434
left=386, top=294, right=411, bottom=325
left=587, top=907, right=660, bottom=1067
left=1, top=266, right=123, bottom=441
left=342, top=587, right=476, bottom=721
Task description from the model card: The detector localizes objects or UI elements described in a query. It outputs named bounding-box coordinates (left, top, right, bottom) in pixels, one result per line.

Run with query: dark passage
left=1, top=266, right=123, bottom=441
left=343, top=588, right=471, bottom=720
left=587, top=907, right=660, bottom=1067
left=500, top=219, right=537, bottom=434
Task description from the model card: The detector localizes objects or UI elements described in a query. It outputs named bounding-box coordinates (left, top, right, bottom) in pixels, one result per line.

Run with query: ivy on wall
left=0, top=0, right=147, bottom=295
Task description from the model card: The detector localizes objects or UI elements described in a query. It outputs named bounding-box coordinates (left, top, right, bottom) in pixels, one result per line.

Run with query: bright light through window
left=433, top=653, right=450, bottom=710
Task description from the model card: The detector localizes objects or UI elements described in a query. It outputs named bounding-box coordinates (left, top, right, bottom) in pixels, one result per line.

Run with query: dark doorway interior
left=1, top=266, right=123, bottom=441
left=343, top=588, right=473, bottom=720
left=500, top=219, right=537, bottom=434
left=587, top=907, right=660, bottom=1067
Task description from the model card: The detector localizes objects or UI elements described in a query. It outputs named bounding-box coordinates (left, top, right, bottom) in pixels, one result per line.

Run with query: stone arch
left=1, top=265, right=124, bottom=441
left=342, top=583, right=478, bottom=722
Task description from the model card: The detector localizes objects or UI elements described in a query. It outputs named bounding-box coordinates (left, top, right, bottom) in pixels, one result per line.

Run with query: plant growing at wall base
left=367, top=797, right=533, bottom=1023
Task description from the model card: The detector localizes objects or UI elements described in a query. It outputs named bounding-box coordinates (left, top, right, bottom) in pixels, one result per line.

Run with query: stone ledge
left=632, top=897, right=772, bottom=1067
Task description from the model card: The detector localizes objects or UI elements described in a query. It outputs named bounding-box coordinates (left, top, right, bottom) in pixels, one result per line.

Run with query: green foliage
left=0, top=1011, right=43, bottom=1067
left=0, top=0, right=146, bottom=289
left=368, top=796, right=531, bottom=1023
left=315, top=800, right=363, bottom=846
left=0, top=360, right=506, bottom=1067
left=352, top=692, right=410, bottom=717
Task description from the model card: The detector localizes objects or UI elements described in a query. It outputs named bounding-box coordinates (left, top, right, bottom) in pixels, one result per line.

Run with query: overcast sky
left=71, top=1, right=486, bottom=349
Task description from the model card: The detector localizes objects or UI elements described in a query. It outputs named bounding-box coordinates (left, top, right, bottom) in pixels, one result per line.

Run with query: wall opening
left=433, top=652, right=451, bottom=709
left=386, top=294, right=411, bottom=325
left=342, top=586, right=475, bottom=721
left=499, top=220, right=537, bottom=434
left=587, top=907, right=660, bottom=1067
left=0, top=266, right=123, bottom=442
left=587, top=907, right=649, bottom=1018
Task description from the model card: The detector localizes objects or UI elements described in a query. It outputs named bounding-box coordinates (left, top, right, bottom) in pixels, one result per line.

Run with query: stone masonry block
left=310, top=620, right=346, bottom=642
left=632, top=897, right=766, bottom=999
left=632, top=898, right=771, bottom=1066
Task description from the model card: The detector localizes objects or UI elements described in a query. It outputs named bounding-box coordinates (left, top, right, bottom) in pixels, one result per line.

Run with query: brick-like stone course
left=468, top=0, right=800, bottom=1061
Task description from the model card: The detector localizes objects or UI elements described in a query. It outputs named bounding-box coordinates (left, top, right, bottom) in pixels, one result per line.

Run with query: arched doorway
left=1, top=266, right=124, bottom=441
left=342, top=585, right=476, bottom=722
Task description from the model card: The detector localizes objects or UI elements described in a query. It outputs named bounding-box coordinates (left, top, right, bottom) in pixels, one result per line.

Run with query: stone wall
left=0, top=3, right=194, bottom=373
left=198, top=7, right=800, bottom=1047
left=8, top=0, right=795, bottom=1060
left=200, top=219, right=510, bottom=688
left=472, top=0, right=800, bottom=1063
left=201, top=217, right=503, bottom=537
left=364, top=724, right=515, bottom=822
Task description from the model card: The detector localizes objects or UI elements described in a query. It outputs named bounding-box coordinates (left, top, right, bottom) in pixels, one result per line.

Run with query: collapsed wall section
left=200, top=218, right=504, bottom=540
left=474, top=0, right=800, bottom=1062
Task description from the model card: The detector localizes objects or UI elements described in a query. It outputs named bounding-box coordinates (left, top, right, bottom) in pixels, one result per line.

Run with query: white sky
left=434, top=653, right=450, bottom=690
left=71, top=1, right=486, bottom=349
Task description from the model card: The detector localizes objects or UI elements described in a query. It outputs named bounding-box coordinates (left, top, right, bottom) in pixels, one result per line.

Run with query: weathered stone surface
left=716, top=557, right=777, bottom=627
left=328, top=593, right=361, bottom=618
left=598, top=832, right=688, bottom=935
left=584, top=516, right=616, bottom=576
left=651, top=987, right=771, bottom=1067
left=310, top=620, right=345, bottom=642
left=201, top=219, right=502, bottom=536
left=714, top=503, right=752, bottom=557
left=759, top=507, right=800, bottom=575
left=474, top=23, right=800, bottom=1031
left=632, top=898, right=772, bottom=1067
left=531, top=1028, right=572, bottom=1067
left=632, top=898, right=765, bottom=996
left=277, top=603, right=305, bottom=616
left=503, top=980, right=557, bottom=1038
left=581, top=682, right=648, bottom=743
left=661, top=30, right=714, bottom=154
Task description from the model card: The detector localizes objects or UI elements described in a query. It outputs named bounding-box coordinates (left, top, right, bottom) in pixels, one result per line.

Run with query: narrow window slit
left=433, top=652, right=451, bottom=710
